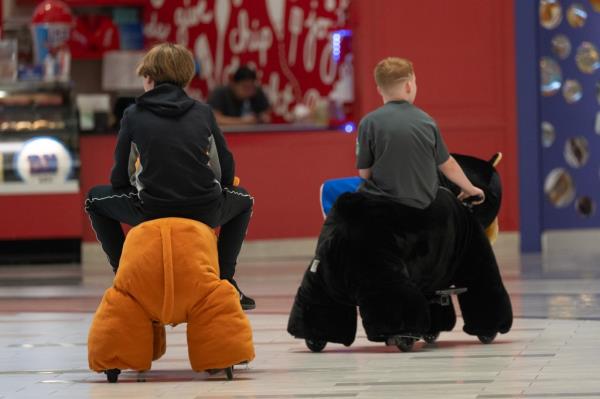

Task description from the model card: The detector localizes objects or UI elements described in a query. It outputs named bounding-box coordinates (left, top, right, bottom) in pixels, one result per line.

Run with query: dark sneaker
left=228, top=278, right=255, bottom=310
left=240, top=293, right=256, bottom=310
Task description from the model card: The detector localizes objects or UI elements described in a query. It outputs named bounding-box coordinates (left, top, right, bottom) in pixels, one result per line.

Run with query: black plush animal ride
left=287, top=153, right=512, bottom=352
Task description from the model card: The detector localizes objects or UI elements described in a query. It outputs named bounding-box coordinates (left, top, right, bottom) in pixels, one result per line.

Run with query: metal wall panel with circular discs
left=540, top=0, right=600, bottom=227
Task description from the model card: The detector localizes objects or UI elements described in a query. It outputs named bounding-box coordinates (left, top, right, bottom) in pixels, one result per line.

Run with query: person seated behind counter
left=208, top=66, right=271, bottom=125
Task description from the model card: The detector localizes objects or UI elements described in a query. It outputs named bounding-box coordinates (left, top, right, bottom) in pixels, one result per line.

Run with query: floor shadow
left=292, top=338, right=516, bottom=354
left=81, top=368, right=253, bottom=383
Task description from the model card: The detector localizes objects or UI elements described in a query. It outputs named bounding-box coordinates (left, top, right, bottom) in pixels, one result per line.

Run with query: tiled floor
left=1, top=235, right=600, bottom=399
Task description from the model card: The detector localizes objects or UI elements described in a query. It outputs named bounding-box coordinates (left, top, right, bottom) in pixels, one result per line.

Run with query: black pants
left=85, top=185, right=253, bottom=286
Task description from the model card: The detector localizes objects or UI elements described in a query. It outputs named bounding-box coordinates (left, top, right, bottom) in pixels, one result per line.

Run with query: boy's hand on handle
left=439, top=157, right=484, bottom=206
left=458, top=186, right=485, bottom=205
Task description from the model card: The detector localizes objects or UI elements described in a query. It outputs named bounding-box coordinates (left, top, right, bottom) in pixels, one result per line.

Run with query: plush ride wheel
left=207, top=367, right=234, bottom=380
left=305, top=339, right=327, bottom=352
left=386, top=335, right=418, bottom=352
left=396, top=337, right=417, bottom=352
left=478, top=333, right=497, bottom=344
left=105, top=369, right=121, bottom=383
left=225, top=366, right=234, bottom=380
left=423, top=332, right=440, bottom=344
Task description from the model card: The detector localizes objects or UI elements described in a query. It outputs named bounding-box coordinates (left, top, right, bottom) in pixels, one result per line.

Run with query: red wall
left=226, top=131, right=356, bottom=238
left=351, top=0, right=519, bottom=230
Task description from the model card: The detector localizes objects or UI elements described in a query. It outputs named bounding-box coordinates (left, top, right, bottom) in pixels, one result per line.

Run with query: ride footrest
left=430, top=287, right=468, bottom=306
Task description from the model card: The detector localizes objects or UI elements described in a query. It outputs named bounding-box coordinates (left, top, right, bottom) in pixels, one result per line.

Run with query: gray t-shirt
left=356, top=100, right=450, bottom=209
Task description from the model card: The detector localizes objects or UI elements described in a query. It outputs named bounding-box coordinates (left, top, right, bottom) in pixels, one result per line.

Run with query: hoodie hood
left=136, top=83, right=196, bottom=117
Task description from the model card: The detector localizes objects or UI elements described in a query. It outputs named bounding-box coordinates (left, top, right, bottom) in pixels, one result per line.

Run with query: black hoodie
left=110, top=83, right=235, bottom=216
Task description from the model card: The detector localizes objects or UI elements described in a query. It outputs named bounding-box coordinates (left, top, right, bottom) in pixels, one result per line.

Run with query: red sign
left=143, top=0, right=352, bottom=122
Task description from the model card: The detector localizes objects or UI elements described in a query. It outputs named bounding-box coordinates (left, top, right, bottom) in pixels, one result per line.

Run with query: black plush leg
left=427, top=301, right=456, bottom=335
left=453, top=225, right=513, bottom=337
left=287, top=268, right=357, bottom=346
left=357, top=281, right=430, bottom=342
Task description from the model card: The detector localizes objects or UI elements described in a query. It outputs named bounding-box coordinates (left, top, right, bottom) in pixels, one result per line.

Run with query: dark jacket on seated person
left=111, top=82, right=235, bottom=216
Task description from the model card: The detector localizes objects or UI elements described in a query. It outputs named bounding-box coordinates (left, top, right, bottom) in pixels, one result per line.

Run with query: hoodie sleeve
left=209, top=109, right=235, bottom=187
left=110, top=108, right=134, bottom=189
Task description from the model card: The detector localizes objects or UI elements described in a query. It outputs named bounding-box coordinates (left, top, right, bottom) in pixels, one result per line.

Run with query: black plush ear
left=489, top=152, right=502, bottom=168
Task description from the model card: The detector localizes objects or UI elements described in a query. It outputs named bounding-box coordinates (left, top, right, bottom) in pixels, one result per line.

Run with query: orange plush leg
left=152, top=322, right=167, bottom=361
left=186, top=281, right=255, bottom=371
left=88, top=287, right=154, bottom=372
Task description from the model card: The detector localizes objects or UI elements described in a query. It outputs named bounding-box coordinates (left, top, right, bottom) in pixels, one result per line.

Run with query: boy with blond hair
left=85, top=43, right=255, bottom=310
left=356, top=57, right=484, bottom=208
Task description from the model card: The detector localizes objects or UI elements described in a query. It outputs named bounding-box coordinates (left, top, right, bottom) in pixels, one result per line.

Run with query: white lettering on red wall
left=174, top=0, right=213, bottom=46
left=143, top=0, right=352, bottom=122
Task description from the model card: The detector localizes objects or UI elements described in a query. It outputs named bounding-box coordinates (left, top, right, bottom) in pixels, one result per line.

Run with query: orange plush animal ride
left=88, top=217, right=255, bottom=382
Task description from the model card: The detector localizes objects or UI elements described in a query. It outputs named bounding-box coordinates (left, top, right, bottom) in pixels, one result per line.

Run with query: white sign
left=14, top=137, right=73, bottom=185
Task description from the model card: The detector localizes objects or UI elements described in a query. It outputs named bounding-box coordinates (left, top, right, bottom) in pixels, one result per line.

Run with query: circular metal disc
left=563, top=79, right=583, bottom=103
left=540, top=0, right=563, bottom=29
left=544, top=168, right=576, bottom=208
left=541, top=57, right=563, bottom=96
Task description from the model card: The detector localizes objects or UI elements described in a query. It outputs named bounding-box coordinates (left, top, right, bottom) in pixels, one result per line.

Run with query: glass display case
left=0, top=81, right=79, bottom=194
left=0, top=81, right=81, bottom=265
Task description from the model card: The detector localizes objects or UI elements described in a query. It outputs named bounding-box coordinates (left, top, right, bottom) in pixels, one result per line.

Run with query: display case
left=0, top=81, right=79, bottom=194
left=0, top=81, right=81, bottom=264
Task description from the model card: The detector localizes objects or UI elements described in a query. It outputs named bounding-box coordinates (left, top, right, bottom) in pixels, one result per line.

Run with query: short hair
left=136, top=43, right=195, bottom=88
left=232, top=66, right=257, bottom=82
left=374, top=57, right=414, bottom=90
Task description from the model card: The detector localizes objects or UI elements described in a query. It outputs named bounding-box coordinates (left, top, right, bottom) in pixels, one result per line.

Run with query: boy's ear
left=376, top=86, right=383, bottom=96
